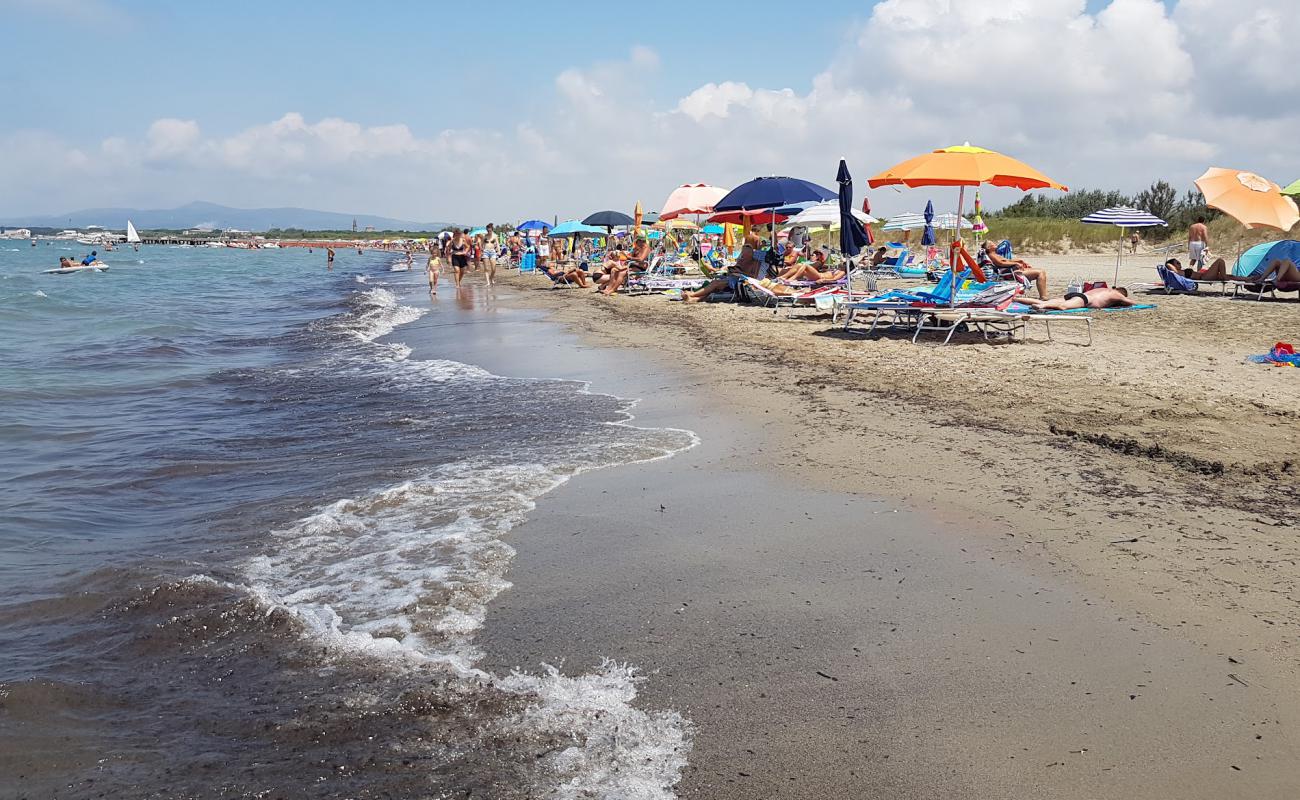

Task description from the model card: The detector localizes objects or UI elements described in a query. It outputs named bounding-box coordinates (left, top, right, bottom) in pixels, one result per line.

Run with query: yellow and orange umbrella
left=633, top=201, right=643, bottom=236
left=868, top=143, right=1067, bottom=191
left=868, top=143, right=1066, bottom=300
left=1195, top=168, right=1299, bottom=231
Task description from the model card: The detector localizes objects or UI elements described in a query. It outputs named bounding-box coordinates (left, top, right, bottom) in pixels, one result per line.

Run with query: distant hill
left=2, top=201, right=456, bottom=233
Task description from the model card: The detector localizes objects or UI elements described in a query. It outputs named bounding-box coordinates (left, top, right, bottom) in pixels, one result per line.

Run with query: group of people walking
left=423, top=225, right=501, bottom=294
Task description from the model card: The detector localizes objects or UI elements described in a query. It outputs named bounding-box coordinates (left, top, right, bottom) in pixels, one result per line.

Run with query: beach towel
left=1247, top=342, right=1300, bottom=367
left=1008, top=302, right=1156, bottom=315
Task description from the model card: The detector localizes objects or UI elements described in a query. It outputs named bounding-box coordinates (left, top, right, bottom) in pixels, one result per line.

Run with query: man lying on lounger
left=1017, top=286, right=1135, bottom=311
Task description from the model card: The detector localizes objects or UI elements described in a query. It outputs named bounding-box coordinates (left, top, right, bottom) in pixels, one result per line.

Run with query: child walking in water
left=426, top=243, right=439, bottom=295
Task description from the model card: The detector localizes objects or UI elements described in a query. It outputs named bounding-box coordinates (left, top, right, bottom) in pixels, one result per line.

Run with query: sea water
left=0, top=242, right=697, bottom=798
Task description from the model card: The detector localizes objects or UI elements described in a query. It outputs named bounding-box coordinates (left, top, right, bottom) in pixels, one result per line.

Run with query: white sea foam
left=502, top=662, right=692, bottom=800
left=32, top=290, right=47, bottom=298
left=237, top=278, right=698, bottom=797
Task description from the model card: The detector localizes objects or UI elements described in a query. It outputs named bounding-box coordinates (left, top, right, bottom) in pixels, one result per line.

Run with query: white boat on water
left=126, top=220, right=141, bottom=248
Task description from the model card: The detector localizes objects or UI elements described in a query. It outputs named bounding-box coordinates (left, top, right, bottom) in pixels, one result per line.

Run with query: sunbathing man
left=978, top=241, right=1048, bottom=299
left=683, top=244, right=764, bottom=303
left=1018, top=286, right=1135, bottom=311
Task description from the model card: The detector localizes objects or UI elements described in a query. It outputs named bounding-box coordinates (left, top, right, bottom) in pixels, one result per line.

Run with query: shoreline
left=448, top=265, right=1300, bottom=797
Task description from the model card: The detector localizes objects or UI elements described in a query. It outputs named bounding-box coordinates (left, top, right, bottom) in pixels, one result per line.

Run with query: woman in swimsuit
left=450, top=230, right=471, bottom=288
left=482, top=224, right=499, bottom=286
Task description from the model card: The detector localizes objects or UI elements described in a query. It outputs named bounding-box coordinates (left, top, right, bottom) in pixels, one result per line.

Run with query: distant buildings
left=0, top=228, right=32, bottom=239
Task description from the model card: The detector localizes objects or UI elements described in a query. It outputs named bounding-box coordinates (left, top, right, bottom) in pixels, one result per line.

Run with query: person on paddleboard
left=81, top=251, right=98, bottom=266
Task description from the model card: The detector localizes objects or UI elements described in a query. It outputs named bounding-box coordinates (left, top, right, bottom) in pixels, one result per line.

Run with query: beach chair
left=1154, top=265, right=1200, bottom=294
left=537, top=264, right=578, bottom=288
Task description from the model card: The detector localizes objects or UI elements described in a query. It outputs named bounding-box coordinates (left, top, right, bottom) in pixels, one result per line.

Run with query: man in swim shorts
left=1188, top=216, right=1209, bottom=270
left=1017, top=286, right=1135, bottom=311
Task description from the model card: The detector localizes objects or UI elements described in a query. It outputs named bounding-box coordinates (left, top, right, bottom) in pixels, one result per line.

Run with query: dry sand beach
left=479, top=251, right=1300, bottom=798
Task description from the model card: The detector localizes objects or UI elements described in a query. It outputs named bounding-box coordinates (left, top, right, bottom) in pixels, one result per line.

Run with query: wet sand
left=445, top=267, right=1300, bottom=798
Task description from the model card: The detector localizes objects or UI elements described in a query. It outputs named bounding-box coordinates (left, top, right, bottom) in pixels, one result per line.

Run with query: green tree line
left=992, top=180, right=1218, bottom=238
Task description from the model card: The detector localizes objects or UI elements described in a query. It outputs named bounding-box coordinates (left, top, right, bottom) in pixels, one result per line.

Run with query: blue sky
left=0, top=0, right=1288, bottom=224
left=8, top=1, right=871, bottom=139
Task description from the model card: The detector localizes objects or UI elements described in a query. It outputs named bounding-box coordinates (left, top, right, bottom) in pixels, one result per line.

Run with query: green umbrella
left=1281, top=179, right=1300, bottom=197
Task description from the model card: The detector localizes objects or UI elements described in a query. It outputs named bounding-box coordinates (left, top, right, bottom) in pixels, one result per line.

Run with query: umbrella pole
left=1114, top=227, right=1124, bottom=286
left=951, top=186, right=966, bottom=306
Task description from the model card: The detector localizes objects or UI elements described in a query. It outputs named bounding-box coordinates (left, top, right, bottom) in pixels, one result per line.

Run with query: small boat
left=126, top=220, right=141, bottom=251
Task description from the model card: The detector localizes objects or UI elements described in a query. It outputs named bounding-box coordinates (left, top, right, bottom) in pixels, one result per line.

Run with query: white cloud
left=1, top=0, right=1294, bottom=223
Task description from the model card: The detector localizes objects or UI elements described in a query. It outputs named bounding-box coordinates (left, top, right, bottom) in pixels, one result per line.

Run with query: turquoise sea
left=0, top=240, right=695, bottom=798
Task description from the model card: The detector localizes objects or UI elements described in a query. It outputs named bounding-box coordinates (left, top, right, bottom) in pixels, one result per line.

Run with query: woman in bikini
left=449, top=229, right=471, bottom=288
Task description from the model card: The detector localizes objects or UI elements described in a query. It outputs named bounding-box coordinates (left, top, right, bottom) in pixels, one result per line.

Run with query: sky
left=1, top=0, right=1295, bottom=224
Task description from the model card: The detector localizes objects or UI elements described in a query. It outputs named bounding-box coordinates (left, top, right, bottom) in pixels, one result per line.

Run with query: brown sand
left=479, top=254, right=1300, bottom=797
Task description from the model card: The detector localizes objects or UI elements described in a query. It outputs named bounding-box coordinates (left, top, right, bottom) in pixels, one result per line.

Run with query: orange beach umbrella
left=1195, top=168, right=1299, bottom=231
left=868, top=143, right=1067, bottom=303
left=868, top=143, right=1067, bottom=192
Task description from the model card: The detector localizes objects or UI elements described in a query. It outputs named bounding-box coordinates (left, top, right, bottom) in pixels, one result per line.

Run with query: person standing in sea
left=483, top=224, right=499, bottom=287
left=326, top=247, right=335, bottom=271
left=426, top=241, right=439, bottom=295
left=450, top=229, right=471, bottom=289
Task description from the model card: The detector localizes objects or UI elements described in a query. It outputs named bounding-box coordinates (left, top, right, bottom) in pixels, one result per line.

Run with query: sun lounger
left=1231, top=278, right=1300, bottom=301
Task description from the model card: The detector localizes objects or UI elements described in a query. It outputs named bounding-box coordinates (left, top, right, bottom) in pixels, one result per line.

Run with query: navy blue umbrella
left=921, top=200, right=937, bottom=247
left=836, top=159, right=870, bottom=260
left=582, top=210, right=635, bottom=228
left=714, top=176, right=835, bottom=213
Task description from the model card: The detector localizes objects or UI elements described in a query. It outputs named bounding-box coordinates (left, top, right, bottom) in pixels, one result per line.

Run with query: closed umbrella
left=1080, top=206, right=1167, bottom=284
left=634, top=201, right=644, bottom=236
left=1195, top=168, right=1299, bottom=231
left=836, top=159, right=871, bottom=305
left=920, top=200, right=937, bottom=247
left=972, top=191, right=988, bottom=239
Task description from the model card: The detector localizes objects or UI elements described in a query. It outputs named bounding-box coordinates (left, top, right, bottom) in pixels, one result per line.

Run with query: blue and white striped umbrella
left=1080, top=207, right=1167, bottom=284
left=1080, top=207, right=1167, bottom=227
left=883, top=212, right=973, bottom=231
left=881, top=212, right=928, bottom=231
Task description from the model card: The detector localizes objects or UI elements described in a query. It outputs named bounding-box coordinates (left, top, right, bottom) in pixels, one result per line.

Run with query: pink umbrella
left=660, top=184, right=728, bottom=221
